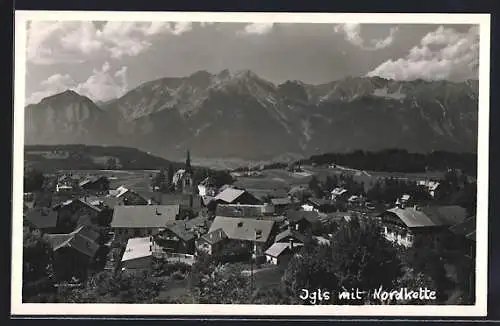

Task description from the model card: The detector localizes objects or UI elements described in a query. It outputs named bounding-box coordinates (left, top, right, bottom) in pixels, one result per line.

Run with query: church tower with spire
left=182, top=149, right=194, bottom=196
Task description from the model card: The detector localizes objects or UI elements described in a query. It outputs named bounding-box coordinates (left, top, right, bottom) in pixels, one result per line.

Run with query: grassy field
left=58, top=169, right=153, bottom=193
left=306, top=165, right=446, bottom=192
left=233, top=169, right=312, bottom=199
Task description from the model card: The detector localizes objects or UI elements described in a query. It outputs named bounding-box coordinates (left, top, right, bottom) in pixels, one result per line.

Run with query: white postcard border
left=12, top=11, right=491, bottom=317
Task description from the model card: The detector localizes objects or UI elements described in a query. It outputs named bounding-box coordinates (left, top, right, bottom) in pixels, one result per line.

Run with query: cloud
left=333, top=23, right=398, bottom=51
left=27, top=21, right=193, bottom=64
left=241, top=23, right=274, bottom=35
left=26, top=62, right=128, bottom=104
left=366, top=25, right=479, bottom=81
left=27, top=73, right=78, bottom=104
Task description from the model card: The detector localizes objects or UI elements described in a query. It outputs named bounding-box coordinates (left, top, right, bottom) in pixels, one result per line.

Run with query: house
left=215, top=204, right=274, bottom=218
left=157, top=216, right=208, bottom=254
left=24, top=192, right=34, bottom=202
left=271, top=197, right=294, bottom=214
left=121, top=236, right=160, bottom=271
left=55, top=175, right=81, bottom=193
left=301, top=198, right=337, bottom=213
left=379, top=205, right=468, bottom=247
left=265, top=242, right=303, bottom=265
left=197, top=177, right=218, bottom=197
left=53, top=197, right=103, bottom=218
left=288, top=185, right=312, bottom=201
left=274, top=227, right=308, bottom=247
left=119, top=191, right=149, bottom=206
left=196, top=216, right=277, bottom=258
left=449, top=215, right=476, bottom=258
left=417, top=180, right=441, bottom=198
left=79, top=176, right=110, bottom=192
left=25, top=208, right=59, bottom=233
left=331, top=187, right=349, bottom=201
left=46, top=225, right=100, bottom=281
left=348, top=195, right=364, bottom=206
left=170, top=150, right=195, bottom=194
left=150, top=193, right=203, bottom=216
left=52, top=198, right=104, bottom=230
left=111, top=205, right=180, bottom=238
left=285, top=210, right=320, bottom=234
left=395, top=194, right=412, bottom=208
left=214, top=187, right=262, bottom=205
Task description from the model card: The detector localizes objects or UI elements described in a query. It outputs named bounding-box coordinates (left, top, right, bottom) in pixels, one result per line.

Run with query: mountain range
left=24, top=69, right=479, bottom=163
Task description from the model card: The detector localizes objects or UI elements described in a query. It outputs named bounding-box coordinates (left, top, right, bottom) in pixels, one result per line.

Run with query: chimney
left=414, top=205, right=420, bottom=211
left=295, top=224, right=299, bottom=231
left=289, top=237, right=294, bottom=249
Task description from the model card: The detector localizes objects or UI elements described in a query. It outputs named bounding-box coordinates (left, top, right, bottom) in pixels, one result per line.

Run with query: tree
left=308, top=175, right=322, bottom=198
left=328, top=218, right=403, bottom=303
left=24, top=168, right=45, bottom=192
left=105, top=157, right=118, bottom=170
left=324, top=176, right=338, bottom=192
left=189, top=253, right=251, bottom=304
left=404, top=234, right=455, bottom=302
left=167, top=163, right=175, bottom=190
left=63, top=270, right=164, bottom=303
left=96, top=207, right=113, bottom=227
left=23, top=226, right=54, bottom=300
left=283, top=218, right=403, bottom=305
left=282, top=246, right=341, bottom=304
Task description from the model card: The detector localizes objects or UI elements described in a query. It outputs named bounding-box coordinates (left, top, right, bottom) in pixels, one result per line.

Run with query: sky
left=24, top=21, right=480, bottom=105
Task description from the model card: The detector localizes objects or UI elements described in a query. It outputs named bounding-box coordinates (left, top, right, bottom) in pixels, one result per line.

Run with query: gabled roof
left=154, top=193, right=202, bottom=210
left=52, top=198, right=103, bottom=213
left=200, top=228, right=228, bottom=245
left=46, top=225, right=100, bottom=258
left=385, top=205, right=468, bottom=228
left=79, top=195, right=105, bottom=208
left=25, top=208, right=58, bottom=229
left=208, top=216, right=275, bottom=243
left=167, top=215, right=209, bottom=241
left=265, top=242, right=301, bottom=258
left=215, top=204, right=265, bottom=218
left=307, top=197, right=336, bottom=207
left=79, top=176, right=105, bottom=187
left=419, top=205, right=468, bottom=226
left=331, top=188, right=348, bottom=196
left=466, top=231, right=476, bottom=241
left=286, top=210, right=320, bottom=224
left=111, top=205, right=180, bottom=228
left=449, top=215, right=475, bottom=237
left=215, top=188, right=246, bottom=203
left=114, top=186, right=130, bottom=198
left=122, top=237, right=153, bottom=262
left=385, top=207, right=436, bottom=228
left=275, top=229, right=307, bottom=244
left=401, top=194, right=411, bottom=201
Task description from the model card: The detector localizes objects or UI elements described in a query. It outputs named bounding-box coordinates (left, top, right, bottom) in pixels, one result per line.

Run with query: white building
left=121, top=237, right=159, bottom=270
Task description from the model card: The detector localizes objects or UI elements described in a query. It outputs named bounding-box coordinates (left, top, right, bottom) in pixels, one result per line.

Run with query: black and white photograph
left=12, top=11, right=490, bottom=316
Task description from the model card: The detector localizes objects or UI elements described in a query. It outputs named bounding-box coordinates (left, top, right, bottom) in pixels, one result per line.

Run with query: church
left=173, top=150, right=194, bottom=195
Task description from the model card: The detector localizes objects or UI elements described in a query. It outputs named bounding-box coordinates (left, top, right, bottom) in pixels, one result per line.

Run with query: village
left=22, top=150, right=476, bottom=304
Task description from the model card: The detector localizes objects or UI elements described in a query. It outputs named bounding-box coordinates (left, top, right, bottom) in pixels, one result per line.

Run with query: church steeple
left=185, top=149, right=192, bottom=174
